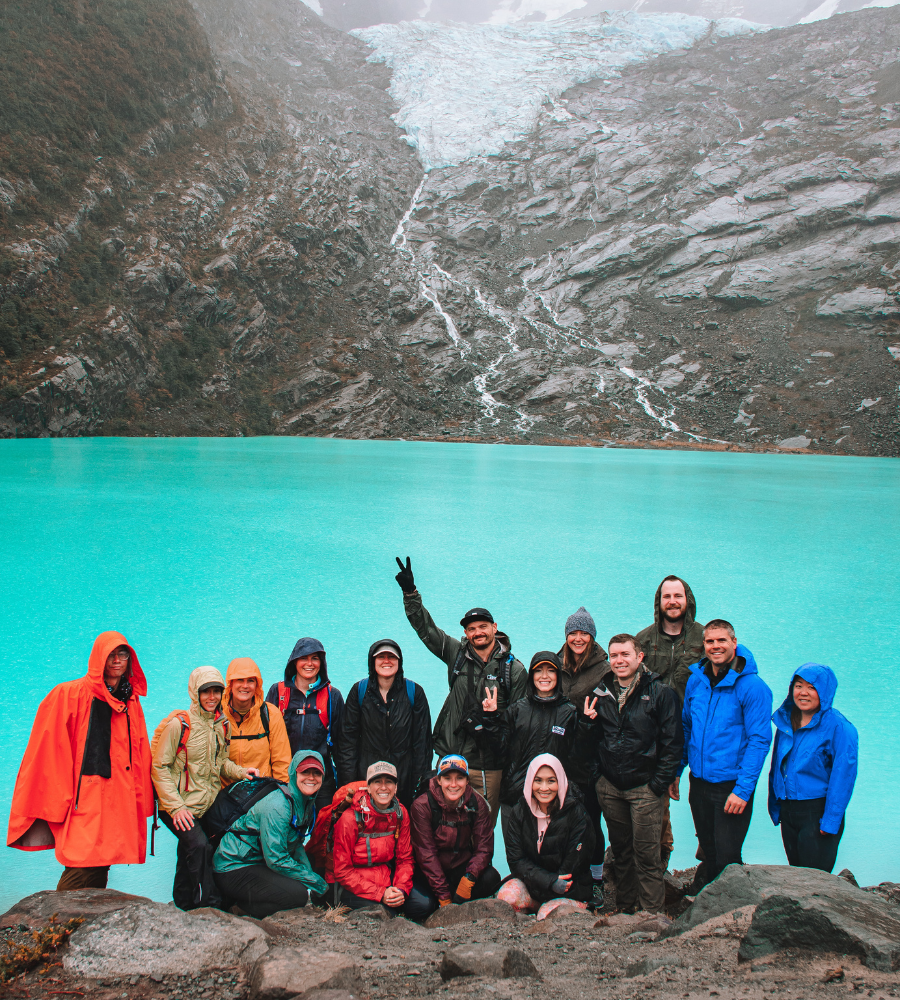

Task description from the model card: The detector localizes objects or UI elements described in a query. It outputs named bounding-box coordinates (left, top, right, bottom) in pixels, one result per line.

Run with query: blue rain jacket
left=768, top=663, right=858, bottom=835
left=680, top=644, right=773, bottom=801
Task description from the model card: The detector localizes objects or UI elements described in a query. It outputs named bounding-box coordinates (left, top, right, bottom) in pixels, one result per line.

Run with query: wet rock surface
left=4, top=868, right=900, bottom=1000
left=0, top=2, right=898, bottom=454
left=0, top=888, right=152, bottom=930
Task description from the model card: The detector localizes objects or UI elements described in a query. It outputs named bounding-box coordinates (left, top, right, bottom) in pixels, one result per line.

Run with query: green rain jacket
left=403, top=590, right=527, bottom=768
left=213, top=750, right=327, bottom=895
left=634, top=577, right=704, bottom=702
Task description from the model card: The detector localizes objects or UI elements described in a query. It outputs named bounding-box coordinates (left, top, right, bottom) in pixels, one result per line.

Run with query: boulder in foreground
left=424, top=898, right=517, bottom=928
left=439, top=944, right=540, bottom=980
left=739, top=890, right=900, bottom=970
left=249, top=946, right=361, bottom=1000
left=0, top=888, right=152, bottom=930
left=63, top=901, right=268, bottom=977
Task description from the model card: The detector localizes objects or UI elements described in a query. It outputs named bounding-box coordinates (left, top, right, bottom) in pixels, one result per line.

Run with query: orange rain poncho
left=7, top=631, right=154, bottom=867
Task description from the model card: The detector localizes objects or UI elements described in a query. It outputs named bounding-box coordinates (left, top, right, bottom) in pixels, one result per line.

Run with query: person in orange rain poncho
left=8, top=631, right=154, bottom=890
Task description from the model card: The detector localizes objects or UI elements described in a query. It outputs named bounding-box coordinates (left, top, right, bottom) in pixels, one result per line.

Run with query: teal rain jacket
left=680, top=644, right=773, bottom=802
left=768, top=663, right=858, bottom=835
left=213, top=750, right=328, bottom=895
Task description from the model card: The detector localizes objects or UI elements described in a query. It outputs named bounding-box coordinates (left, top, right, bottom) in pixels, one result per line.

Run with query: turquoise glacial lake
left=2, top=438, right=898, bottom=911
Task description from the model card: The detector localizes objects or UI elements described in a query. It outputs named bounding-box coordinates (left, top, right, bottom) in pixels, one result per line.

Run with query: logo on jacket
left=551, top=726, right=566, bottom=735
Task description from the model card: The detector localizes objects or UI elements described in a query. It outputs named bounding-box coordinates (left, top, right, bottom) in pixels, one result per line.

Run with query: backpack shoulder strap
left=450, top=643, right=468, bottom=687
left=427, top=788, right=442, bottom=831
left=260, top=701, right=270, bottom=738
left=316, top=684, right=331, bottom=732
left=357, top=679, right=368, bottom=705
left=277, top=681, right=290, bottom=714
left=504, top=652, right=514, bottom=695
left=405, top=678, right=415, bottom=707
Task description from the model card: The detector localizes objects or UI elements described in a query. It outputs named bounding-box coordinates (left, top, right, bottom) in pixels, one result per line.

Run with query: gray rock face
left=739, top=890, right=900, bottom=970
left=424, top=898, right=517, bottom=928
left=439, top=944, right=541, bottom=980
left=0, top=888, right=151, bottom=930
left=249, top=946, right=361, bottom=1000
left=63, top=901, right=269, bottom=977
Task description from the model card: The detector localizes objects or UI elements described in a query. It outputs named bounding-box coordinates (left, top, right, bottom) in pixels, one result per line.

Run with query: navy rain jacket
left=768, top=663, right=858, bottom=835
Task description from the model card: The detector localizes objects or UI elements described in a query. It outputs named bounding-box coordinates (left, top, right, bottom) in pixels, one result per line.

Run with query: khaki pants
left=596, top=775, right=666, bottom=914
left=57, top=866, right=110, bottom=891
left=469, top=769, right=502, bottom=828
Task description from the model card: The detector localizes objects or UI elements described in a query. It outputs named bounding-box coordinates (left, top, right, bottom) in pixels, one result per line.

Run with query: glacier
left=353, top=13, right=763, bottom=169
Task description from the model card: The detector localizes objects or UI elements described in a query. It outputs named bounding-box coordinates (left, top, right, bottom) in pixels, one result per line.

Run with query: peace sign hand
left=394, top=556, right=416, bottom=593
left=482, top=686, right=499, bottom=713
left=583, top=696, right=599, bottom=720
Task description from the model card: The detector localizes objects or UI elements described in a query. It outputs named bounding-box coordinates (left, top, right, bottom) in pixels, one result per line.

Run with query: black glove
left=552, top=878, right=571, bottom=895
left=395, top=556, right=416, bottom=593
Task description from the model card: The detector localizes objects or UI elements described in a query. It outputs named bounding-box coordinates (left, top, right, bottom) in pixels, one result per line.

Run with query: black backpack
left=200, top=776, right=291, bottom=844
left=427, top=788, right=479, bottom=856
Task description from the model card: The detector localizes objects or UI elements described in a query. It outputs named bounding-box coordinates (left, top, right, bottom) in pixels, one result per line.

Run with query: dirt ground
left=4, top=897, right=900, bottom=1000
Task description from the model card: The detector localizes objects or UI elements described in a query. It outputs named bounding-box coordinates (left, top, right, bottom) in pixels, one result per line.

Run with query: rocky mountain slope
left=0, top=0, right=898, bottom=453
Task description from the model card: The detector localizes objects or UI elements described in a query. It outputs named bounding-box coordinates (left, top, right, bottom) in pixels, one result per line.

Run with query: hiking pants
left=159, top=810, right=221, bottom=911
left=596, top=776, right=666, bottom=913
left=337, top=885, right=403, bottom=917
left=469, top=769, right=502, bottom=828
left=779, top=797, right=844, bottom=873
left=57, top=866, right=110, bottom=890
left=578, top=780, right=606, bottom=876
left=213, top=864, right=309, bottom=918
left=689, top=776, right=753, bottom=888
left=404, top=864, right=503, bottom=922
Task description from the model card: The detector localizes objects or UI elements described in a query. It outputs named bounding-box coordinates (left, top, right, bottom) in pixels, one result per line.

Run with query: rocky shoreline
left=2, top=865, right=899, bottom=1000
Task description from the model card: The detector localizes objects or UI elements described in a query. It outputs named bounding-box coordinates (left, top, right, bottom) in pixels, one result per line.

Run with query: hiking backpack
left=200, top=776, right=295, bottom=844
left=357, top=677, right=416, bottom=706
left=230, top=701, right=271, bottom=743
left=276, top=681, right=335, bottom=755
left=353, top=797, right=403, bottom=867
left=450, top=645, right=515, bottom=697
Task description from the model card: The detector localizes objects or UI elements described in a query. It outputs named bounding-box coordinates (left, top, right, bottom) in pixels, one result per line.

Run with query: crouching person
left=151, top=667, right=258, bottom=910
left=332, top=761, right=413, bottom=916
left=500, top=754, right=594, bottom=913
left=769, top=663, right=858, bottom=872
left=213, top=751, right=328, bottom=917
left=406, top=754, right=501, bottom=921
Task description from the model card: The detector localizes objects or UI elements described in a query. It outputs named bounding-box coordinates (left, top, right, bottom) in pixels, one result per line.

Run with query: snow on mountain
left=354, top=13, right=761, bottom=169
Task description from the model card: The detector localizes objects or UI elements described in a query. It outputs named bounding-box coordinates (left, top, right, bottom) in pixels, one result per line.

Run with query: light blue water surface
left=1, top=437, right=898, bottom=911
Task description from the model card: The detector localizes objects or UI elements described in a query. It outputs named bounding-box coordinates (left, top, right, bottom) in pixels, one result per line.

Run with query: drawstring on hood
left=284, top=637, right=329, bottom=686
left=524, top=753, right=568, bottom=850
left=652, top=576, right=697, bottom=630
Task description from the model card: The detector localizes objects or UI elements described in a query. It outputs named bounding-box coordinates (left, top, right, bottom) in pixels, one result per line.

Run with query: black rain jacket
left=336, top=639, right=432, bottom=807
left=587, top=667, right=683, bottom=796
left=481, top=651, right=594, bottom=804
left=505, top=782, right=595, bottom=903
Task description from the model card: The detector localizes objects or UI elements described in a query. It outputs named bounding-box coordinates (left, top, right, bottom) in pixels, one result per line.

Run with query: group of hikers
left=9, top=560, right=859, bottom=922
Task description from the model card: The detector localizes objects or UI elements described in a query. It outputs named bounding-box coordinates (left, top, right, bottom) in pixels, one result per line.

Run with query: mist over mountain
left=310, top=0, right=900, bottom=31
left=0, top=0, right=897, bottom=454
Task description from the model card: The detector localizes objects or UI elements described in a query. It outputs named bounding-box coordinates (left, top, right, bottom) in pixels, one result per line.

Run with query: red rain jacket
left=332, top=787, right=413, bottom=902
left=8, top=631, right=154, bottom=867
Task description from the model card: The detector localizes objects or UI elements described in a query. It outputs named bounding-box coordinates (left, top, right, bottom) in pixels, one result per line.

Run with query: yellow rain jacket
left=222, top=658, right=291, bottom=783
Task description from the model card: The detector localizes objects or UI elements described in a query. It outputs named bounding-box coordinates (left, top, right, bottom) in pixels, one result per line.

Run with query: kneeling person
left=501, top=754, right=594, bottom=913
left=406, top=755, right=501, bottom=921
left=332, top=761, right=413, bottom=915
left=213, top=751, right=328, bottom=917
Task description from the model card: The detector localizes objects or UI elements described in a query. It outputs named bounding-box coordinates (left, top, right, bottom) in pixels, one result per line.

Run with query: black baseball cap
left=460, top=607, right=494, bottom=627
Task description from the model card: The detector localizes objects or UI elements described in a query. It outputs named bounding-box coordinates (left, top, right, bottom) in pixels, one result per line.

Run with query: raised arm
left=396, top=557, right=461, bottom=673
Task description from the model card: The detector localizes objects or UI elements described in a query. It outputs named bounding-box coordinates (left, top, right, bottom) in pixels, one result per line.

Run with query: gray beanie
left=565, top=607, right=596, bottom=638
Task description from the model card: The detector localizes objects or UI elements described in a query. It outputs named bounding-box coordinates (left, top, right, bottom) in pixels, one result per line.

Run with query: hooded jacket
left=332, top=785, right=414, bottom=902
left=680, top=644, right=773, bottom=801
left=402, top=590, right=527, bottom=768
left=635, top=577, right=705, bottom=701
left=265, top=638, right=345, bottom=772
left=224, top=658, right=291, bottom=783
left=410, top=776, right=494, bottom=901
left=586, top=666, right=683, bottom=795
left=213, top=750, right=328, bottom=895
left=768, top=663, right=858, bottom=835
left=336, top=639, right=432, bottom=806
left=481, top=652, right=592, bottom=805
left=505, top=754, right=594, bottom=903
left=8, top=631, right=154, bottom=868
left=151, top=666, right=246, bottom=818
